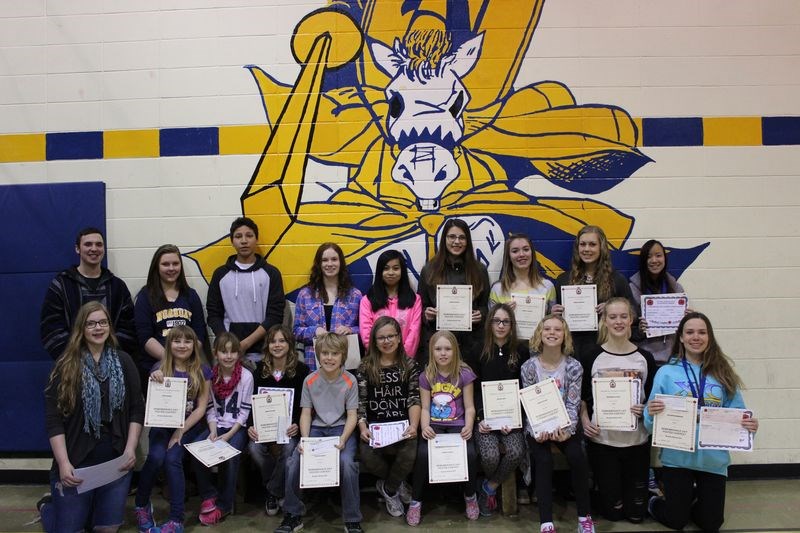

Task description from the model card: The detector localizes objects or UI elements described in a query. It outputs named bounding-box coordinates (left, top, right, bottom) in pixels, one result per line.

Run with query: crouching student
left=275, top=333, right=363, bottom=533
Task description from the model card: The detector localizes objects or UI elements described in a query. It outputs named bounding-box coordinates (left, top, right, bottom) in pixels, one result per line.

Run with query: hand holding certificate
left=144, top=377, right=188, bottom=428
left=641, top=293, right=688, bottom=337
left=300, top=437, right=340, bottom=488
left=428, top=433, right=469, bottom=483
left=511, top=293, right=546, bottom=340
left=652, top=394, right=698, bottom=452
left=519, top=378, right=571, bottom=437
left=481, top=379, right=522, bottom=430
left=436, top=284, right=473, bottom=331
left=592, top=377, right=640, bottom=431
left=698, top=407, right=754, bottom=452
left=74, top=455, right=130, bottom=494
left=560, top=285, right=598, bottom=332
left=251, top=391, right=290, bottom=443
left=184, top=438, right=241, bottom=468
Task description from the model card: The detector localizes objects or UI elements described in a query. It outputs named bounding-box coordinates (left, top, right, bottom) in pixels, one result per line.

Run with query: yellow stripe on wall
left=104, top=129, right=160, bottom=158
left=0, top=133, right=45, bottom=163
left=219, top=125, right=270, bottom=155
left=703, top=117, right=762, bottom=146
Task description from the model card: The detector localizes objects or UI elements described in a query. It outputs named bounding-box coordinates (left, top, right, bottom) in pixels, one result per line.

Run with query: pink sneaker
left=465, top=494, right=479, bottom=520
left=541, top=522, right=557, bottom=533
left=200, top=497, right=217, bottom=514
left=578, top=515, right=596, bottom=533
left=406, top=501, right=421, bottom=526
left=199, top=508, right=225, bottom=526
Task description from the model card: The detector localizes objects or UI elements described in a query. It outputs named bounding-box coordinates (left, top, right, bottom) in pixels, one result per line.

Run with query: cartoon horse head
left=370, top=30, right=484, bottom=211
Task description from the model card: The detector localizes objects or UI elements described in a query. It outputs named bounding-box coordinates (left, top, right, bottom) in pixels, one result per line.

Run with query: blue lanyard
left=681, top=359, right=706, bottom=407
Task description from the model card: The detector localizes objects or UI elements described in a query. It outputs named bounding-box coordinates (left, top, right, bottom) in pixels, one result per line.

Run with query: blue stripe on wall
left=642, top=118, right=703, bottom=147
left=45, top=131, right=103, bottom=160
left=762, top=116, right=800, bottom=146
left=160, top=127, right=219, bottom=157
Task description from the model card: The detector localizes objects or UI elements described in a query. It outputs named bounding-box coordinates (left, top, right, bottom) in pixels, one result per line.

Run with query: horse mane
left=396, top=29, right=453, bottom=82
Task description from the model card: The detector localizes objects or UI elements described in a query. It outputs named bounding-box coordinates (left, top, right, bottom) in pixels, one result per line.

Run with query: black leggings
left=650, top=467, right=726, bottom=532
left=412, top=425, right=478, bottom=501
left=587, top=440, right=650, bottom=522
left=528, top=433, right=591, bottom=523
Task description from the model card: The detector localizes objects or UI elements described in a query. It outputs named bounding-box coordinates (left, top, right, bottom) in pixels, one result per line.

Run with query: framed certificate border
left=591, top=377, right=639, bottom=431
left=436, top=284, right=473, bottom=332
left=519, top=378, right=571, bottom=435
left=652, top=395, right=698, bottom=452
left=698, top=407, right=754, bottom=452
left=481, top=379, right=522, bottom=429
left=299, top=437, right=340, bottom=488
left=560, top=284, right=598, bottom=332
left=428, top=434, right=469, bottom=484
left=144, top=377, right=188, bottom=428
left=251, top=391, right=290, bottom=443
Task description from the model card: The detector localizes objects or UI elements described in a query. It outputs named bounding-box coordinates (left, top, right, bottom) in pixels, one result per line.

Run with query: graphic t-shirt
left=419, top=367, right=476, bottom=427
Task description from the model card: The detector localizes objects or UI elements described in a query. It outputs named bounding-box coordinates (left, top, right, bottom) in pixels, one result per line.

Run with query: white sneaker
left=577, top=515, right=596, bottom=533
left=397, top=481, right=412, bottom=505
left=376, top=480, right=404, bottom=517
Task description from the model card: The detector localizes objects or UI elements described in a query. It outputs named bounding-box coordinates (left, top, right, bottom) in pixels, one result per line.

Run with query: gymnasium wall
left=0, top=0, right=797, bottom=463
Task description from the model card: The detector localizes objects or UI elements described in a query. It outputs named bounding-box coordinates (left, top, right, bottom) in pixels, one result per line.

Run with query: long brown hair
left=568, top=225, right=614, bottom=301
left=260, top=325, right=301, bottom=379
left=48, top=301, right=119, bottom=417
left=480, top=304, right=521, bottom=369
left=307, top=242, right=353, bottom=303
left=596, top=297, right=636, bottom=345
left=360, top=316, right=412, bottom=386
left=212, top=331, right=241, bottom=385
left=145, top=244, right=191, bottom=311
left=424, top=218, right=485, bottom=295
left=498, top=233, right=544, bottom=294
left=161, top=325, right=206, bottom=400
left=671, top=312, right=743, bottom=396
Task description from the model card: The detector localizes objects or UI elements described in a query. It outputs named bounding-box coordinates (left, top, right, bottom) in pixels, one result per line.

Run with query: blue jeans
left=192, top=426, right=248, bottom=513
left=135, top=425, right=203, bottom=523
left=42, top=468, right=132, bottom=533
left=283, top=426, right=361, bottom=522
left=248, top=437, right=300, bottom=498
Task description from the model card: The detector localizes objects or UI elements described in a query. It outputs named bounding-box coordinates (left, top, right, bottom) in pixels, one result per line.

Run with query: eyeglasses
left=446, top=234, right=467, bottom=242
left=376, top=334, right=398, bottom=343
left=491, top=318, right=511, bottom=326
left=85, top=319, right=110, bottom=329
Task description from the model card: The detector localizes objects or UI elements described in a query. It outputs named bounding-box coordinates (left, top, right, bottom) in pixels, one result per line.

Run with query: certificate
left=511, top=293, right=546, bottom=340
left=251, top=391, right=290, bottom=443
left=428, top=433, right=469, bottom=483
left=481, top=379, right=522, bottom=429
left=184, top=438, right=242, bottom=468
left=519, top=378, right=570, bottom=436
left=313, top=333, right=361, bottom=370
left=300, top=437, right=340, bottom=488
left=258, top=386, right=295, bottom=421
left=560, top=285, right=598, bottom=332
left=698, top=407, right=754, bottom=452
left=144, top=377, right=188, bottom=428
left=641, top=293, right=688, bottom=337
left=74, top=455, right=129, bottom=494
left=592, top=377, right=640, bottom=431
left=369, top=420, right=409, bottom=448
left=436, top=284, right=473, bottom=332
left=652, top=394, right=698, bottom=452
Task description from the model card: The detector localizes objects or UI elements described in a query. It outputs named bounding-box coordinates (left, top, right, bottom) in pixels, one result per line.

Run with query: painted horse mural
left=189, top=0, right=707, bottom=294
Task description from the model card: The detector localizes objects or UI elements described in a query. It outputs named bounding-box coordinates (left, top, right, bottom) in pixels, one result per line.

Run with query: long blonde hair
left=568, top=225, right=615, bottom=301
left=596, top=297, right=636, bottom=345
left=48, top=301, right=119, bottom=417
left=161, top=325, right=206, bottom=400
left=425, top=330, right=470, bottom=387
left=530, top=314, right=574, bottom=356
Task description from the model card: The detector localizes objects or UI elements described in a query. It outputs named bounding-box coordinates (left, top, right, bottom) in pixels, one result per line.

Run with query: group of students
left=40, top=217, right=758, bottom=533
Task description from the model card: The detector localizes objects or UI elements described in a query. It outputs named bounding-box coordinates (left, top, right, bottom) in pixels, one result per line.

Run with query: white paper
left=436, top=284, right=473, bottom=331
left=74, top=455, right=129, bottom=494
left=519, top=378, right=571, bottom=437
left=511, top=293, right=546, bottom=340
left=313, top=334, right=361, bottom=370
left=428, top=433, right=469, bottom=483
left=652, top=394, right=698, bottom=452
left=698, top=407, right=754, bottom=452
left=641, top=293, right=688, bottom=337
left=560, top=284, right=598, bottom=332
left=592, top=377, right=639, bottom=431
left=144, top=377, right=188, bottom=428
left=300, top=437, right=340, bottom=488
left=483, top=416, right=514, bottom=430
left=481, top=379, right=522, bottom=429
left=369, top=420, right=409, bottom=448
left=276, top=416, right=290, bottom=444
left=184, top=438, right=242, bottom=468
left=258, top=386, right=295, bottom=420
left=251, top=391, right=290, bottom=443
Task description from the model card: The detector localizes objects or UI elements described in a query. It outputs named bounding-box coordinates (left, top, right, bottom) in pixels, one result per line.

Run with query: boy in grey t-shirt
left=277, top=333, right=362, bottom=533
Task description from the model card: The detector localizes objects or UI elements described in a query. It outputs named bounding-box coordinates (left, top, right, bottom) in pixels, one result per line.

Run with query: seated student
left=247, top=325, right=310, bottom=516
left=356, top=317, right=421, bottom=517
left=276, top=333, right=363, bottom=533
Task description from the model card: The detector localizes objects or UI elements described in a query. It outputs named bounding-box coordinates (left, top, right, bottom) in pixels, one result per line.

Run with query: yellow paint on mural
left=0, top=134, right=45, bottom=163
left=703, top=117, right=762, bottom=146
left=219, top=125, right=270, bottom=155
left=104, top=129, right=159, bottom=159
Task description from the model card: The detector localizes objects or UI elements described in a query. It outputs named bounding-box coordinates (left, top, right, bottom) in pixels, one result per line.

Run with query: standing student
left=629, top=239, right=688, bottom=365
left=580, top=298, right=656, bottom=524
left=134, top=326, right=211, bottom=533
left=644, top=312, right=759, bottom=532
left=359, top=250, right=423, bottom=358
left=417, top=218, right=490, bottom=368
left=473, top=304, right=528, bottom=516
left=41, top=227, right=137, bottom=360
left=357, top=316, right=421, bottom=517
left=247, top=325, right=310, bottom=516
left=207, top=217, right=286, bottom=365
left=135, top=244, right=208, bottom=386
left=40, top=302, right=144, bottom=533
left=276, top=333, right=363, bottom=533
left=522, top=314, right=595, bottom=533
left=294, top=243, right=362, bottom=371
left=489, top=233, right=556, bottom=311
left=408, top=331, right=479, bottom=526
left=552, top=225, right=635, bottom=361
left=193, top=332, right=254, bottom=525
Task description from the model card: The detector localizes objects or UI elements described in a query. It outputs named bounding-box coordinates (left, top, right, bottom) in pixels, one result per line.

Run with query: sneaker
left=577, top=515, right=595, bottom=533
left=343, top=523, right=364, bottom=533
left=152, top=520, right=184, bottom=533
left=274, top=513, right=304, bottom=533
left=541, top=523, right=557, bottom=533
left=200, top=497, right=217, bottom=514
left=36, top=493, right=52, bottom=513
left=406, top=501, right=421, bottom=527
left=648, top=495, right=660, bottom=519
left=477, top=485, right=492, bottom=517
left=199, top=507, right=227, bottom=526
left=265, top=494, right=280, bottom=516
left=376, top=480, right=404, bottom=517
left=648, top=468, right=663, bottom=497
left=397, top=481, right=412, bottom=505
left=134, top=503, right=155, bottom=532
left=465, top=494, right=479, bottom=521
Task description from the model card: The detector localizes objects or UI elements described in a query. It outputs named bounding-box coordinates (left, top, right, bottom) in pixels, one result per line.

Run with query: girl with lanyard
left=629, top=239, right=689, bottom=365
left=294, top=242, right=362, bottom=371
left=489, top=233, right=556, bottom=312
left=41, top=301, right=144, bottom=533
left=417, top=218, right=490, bottom=368
left=359, top=249, right=423, bottom=358
left=644, top=312, right=758, bottom=532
